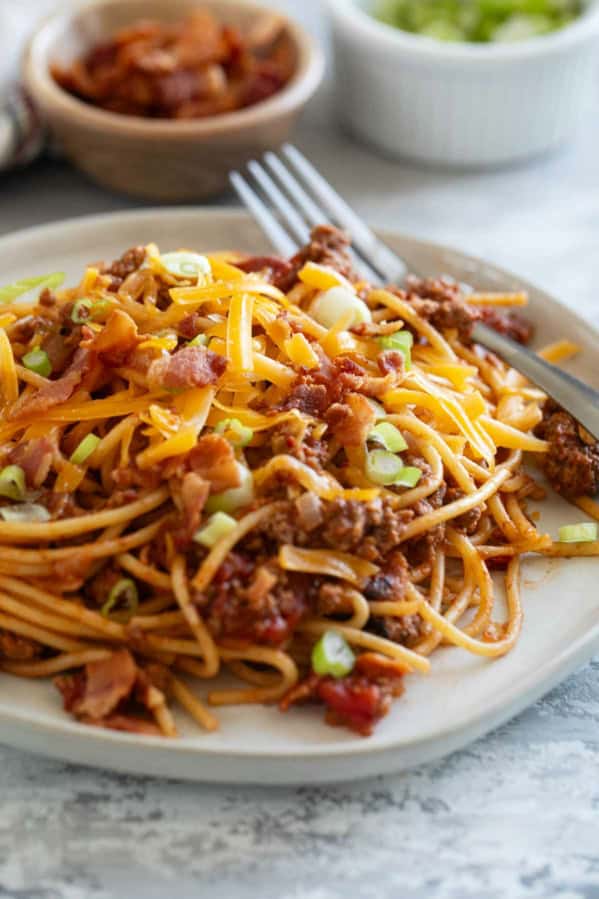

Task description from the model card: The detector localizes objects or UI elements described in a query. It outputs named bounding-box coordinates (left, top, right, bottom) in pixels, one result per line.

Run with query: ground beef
left=535, top=401, right=599, bottom=498
left=237, top=255, right=294, bottom=290
left=363, top=550, right=409, bottom=602
left=397, top=276, right=533, bottom=346
left=403, top=276, right=475, bottom=340
left=277, top=225, right=357, bottom=292
left=363, top=551, right=423, bottom=646
left=258, top=497, right=412, bottom=562
left=269, top=423, right=328, bottom=468
left=477, top=307, right=534, bottom=345
left=101, top=246, right=147, bottom=291
left=445, top=487, right=484, bottom=534
left=370, top=614, right=424, bottom=646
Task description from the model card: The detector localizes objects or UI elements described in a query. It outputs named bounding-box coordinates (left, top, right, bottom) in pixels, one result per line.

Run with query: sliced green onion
left=312, top=630, right=355, bottom=678
left=101, top=578, right=139, bottom=619
left=310, top=286, right=372, bottom=329
left=557, top=522, right=598, bottom=544
left=378, top=330, right=413, bottom=369
left=194, top=511, right=238, bottom=548
left=0, top=272, right=64, bottom=305
left=70, top=433, right=101, bottom=466
left=71, top=298, right=93, bottom=324
left=0, top=503, right=50, bottom=522
left=214, top=418, right=254, bottom=448
left=161, top=252, right=211, bottom=281
left=366, top=449, right=405, bottom=486
left=22, top=348, right=51, bottom=378
left=188, top=333, right=208, bottom=347
left=368, top=421, right=408, bottom=453
left=205, top=465, right=254, bottom=515
left=392, top=466, right=422, bottom=488
left=0, top=465, right=26, bottom=501
left=72, top=297, right=113, bottom=324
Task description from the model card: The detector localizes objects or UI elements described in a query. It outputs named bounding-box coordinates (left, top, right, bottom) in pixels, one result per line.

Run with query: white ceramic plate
left=0, top=208, right=597, bottom=784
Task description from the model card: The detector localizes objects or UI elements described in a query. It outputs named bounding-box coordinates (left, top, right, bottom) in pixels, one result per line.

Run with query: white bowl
left=327, top=0, right=599, bottom=168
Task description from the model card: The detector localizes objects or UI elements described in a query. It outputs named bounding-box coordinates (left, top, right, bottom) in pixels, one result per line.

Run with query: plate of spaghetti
left=0, top=208, right=597, bottom=784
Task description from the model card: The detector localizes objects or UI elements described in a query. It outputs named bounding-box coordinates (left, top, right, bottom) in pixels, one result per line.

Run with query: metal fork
left=230, top=144, right=599, bottom=439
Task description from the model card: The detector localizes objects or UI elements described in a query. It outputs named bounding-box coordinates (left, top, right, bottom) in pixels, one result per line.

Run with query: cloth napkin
left=0, top=4, right=50, bottom=171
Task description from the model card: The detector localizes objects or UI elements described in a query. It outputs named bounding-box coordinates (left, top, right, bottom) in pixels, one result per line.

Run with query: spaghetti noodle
left=0, top=228, right=596, bottom=738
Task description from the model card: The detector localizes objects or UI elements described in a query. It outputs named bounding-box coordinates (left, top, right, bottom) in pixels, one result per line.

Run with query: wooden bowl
left=23, top=0, right=324, bottom=200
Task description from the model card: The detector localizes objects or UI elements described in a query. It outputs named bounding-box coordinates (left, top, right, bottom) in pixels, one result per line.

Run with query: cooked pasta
left=0, top=227, right=596, bottom=738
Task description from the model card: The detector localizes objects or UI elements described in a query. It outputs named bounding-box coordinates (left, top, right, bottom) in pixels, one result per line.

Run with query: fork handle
left=471, top=322, right=599, bottom=440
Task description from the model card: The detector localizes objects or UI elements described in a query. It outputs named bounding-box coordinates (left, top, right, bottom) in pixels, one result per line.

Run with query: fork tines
left=230, top=144, right=407, bottom=286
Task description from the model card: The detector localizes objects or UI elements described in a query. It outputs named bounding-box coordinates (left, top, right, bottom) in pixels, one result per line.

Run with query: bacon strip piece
left=187, top=434, right=241, bottom=494
left=9, top=348, right=93, bottom=420
left=148, top=345, right=227, bottom=391
left=7, top=436, right=55, bottom=487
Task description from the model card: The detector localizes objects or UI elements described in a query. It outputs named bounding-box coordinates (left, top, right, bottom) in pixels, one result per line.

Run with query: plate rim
left=0, top=206, right=598, bottom=774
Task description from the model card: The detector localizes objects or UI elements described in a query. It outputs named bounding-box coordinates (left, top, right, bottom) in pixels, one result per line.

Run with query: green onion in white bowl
left=374, top=0, right=584, bottom=43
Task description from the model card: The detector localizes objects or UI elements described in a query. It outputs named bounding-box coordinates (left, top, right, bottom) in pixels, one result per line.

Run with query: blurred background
left=2, top=0, right=598, bottom=327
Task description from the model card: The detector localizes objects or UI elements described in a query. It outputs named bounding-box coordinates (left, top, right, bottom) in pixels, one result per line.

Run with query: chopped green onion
left=101, top=578, right=139, bottom=619
left=392, top=466, right=422, bottom=488
left=310, top=286, right=372, bottom=329
left=373, top=0, right=582, bottom=44
left=71, top=298, right=93, bottom=324
left=72, top=297, right=113, bottom=324
left=70, top=433, right=101, bottom=466
left=194, top=511, right=238, bottom=548
left=205, top=465, right=254, bottom=515
left=161, top=252, right=211, bottom=281
left=0, top=503, right=50, bottom=522
left=558, top=522, right=598, bottom=544
left=366, top=449, right=405, bottom=486
left=214, top=418, right=253, bottom=447
left=188, top=333, right=208, bottom=347
left=22, top=348, right=51, bottom=378
left=378, top=330, right=413, bottom=369
left=368, top=421, right=408, bottom=453
left=0, top=465, right=26, bottom=501
left=312, top=630, right=355, bottom=678
left=0, top=272, right=64, bottom=305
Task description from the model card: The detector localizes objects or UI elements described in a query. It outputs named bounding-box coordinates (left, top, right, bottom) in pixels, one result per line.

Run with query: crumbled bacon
left=52, top=13, right=293, bottom=121
left=89, top=309, right=139, bottom=366
left=9, top=347, right=94, bottom=420
left=325, top=393, right=376, bottom=447
left=377, top=349, right=405, bottom=377
left=148, top=345, right=227, bottom=391
left=187, top=434, right=241, bottom=494
left=56, top=650, right=137, bottom=720
left=7, top=436, right=55, bottom=488
left=171, top=471, right=210, bottom=542
left=55, top=649, right=166, bottom=735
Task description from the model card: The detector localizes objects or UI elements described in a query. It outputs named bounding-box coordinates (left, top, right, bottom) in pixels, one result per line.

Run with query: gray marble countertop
left=2, top=3, right=599, bottom=898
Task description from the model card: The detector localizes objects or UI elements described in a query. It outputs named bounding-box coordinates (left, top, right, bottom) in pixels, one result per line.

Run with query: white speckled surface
left=1, top=2, right=599, bottom=896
